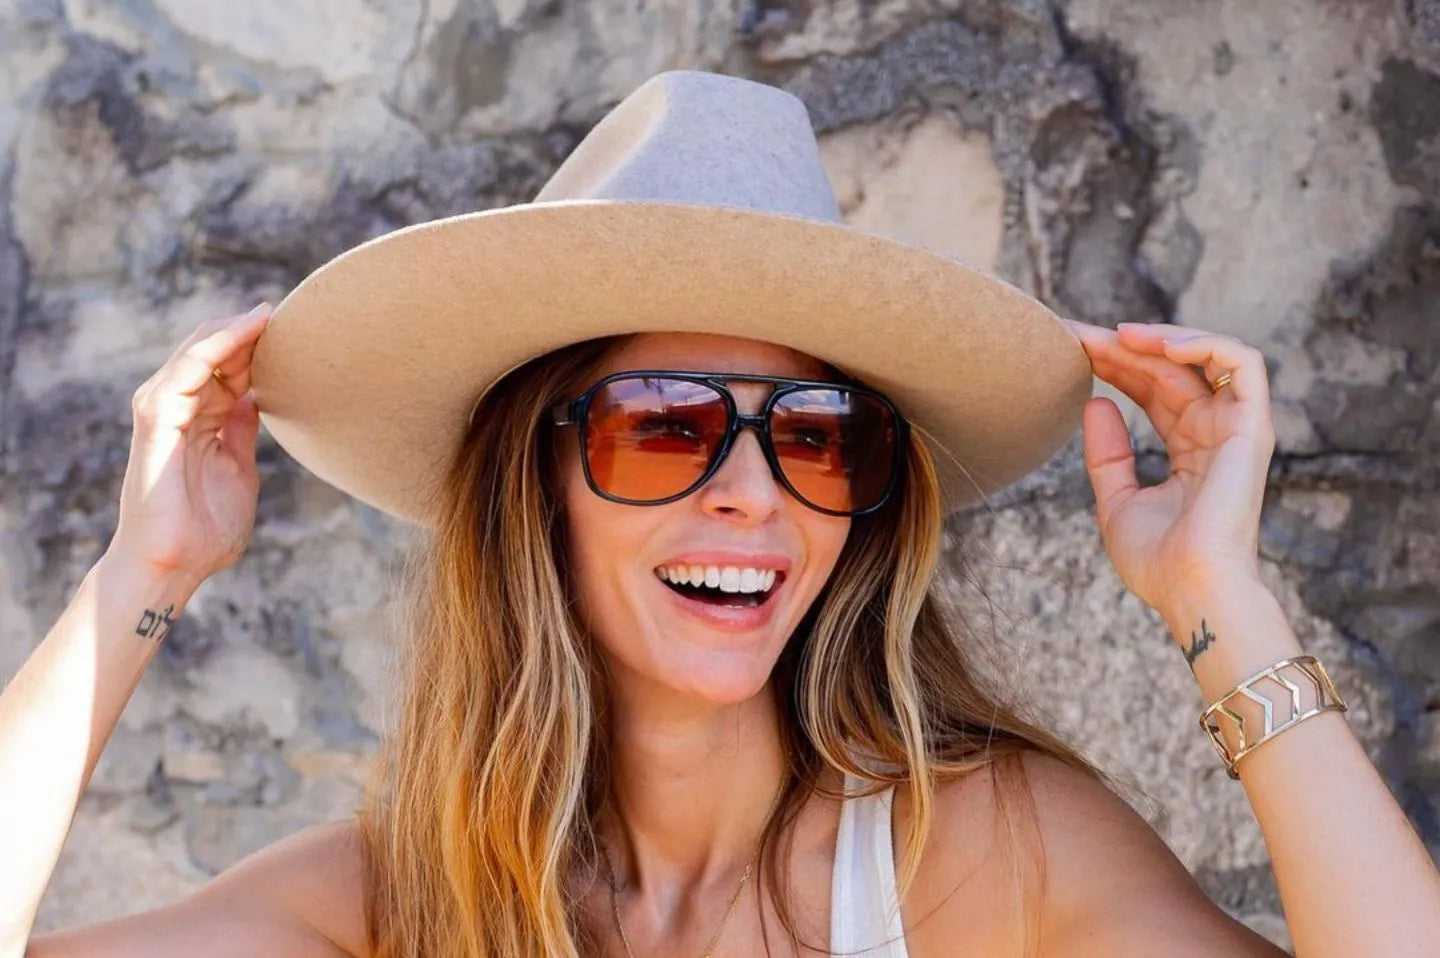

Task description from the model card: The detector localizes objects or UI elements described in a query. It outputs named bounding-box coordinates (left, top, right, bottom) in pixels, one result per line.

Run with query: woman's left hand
left=1060, top=319, right=1277, bottom=617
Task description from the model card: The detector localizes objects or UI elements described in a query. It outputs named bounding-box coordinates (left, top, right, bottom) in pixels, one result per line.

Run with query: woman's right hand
left=108, top=303, right=274, bottom=585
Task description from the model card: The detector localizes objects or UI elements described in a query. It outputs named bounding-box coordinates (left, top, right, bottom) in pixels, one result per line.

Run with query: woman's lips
left=654, top=571, right=784, bottom=632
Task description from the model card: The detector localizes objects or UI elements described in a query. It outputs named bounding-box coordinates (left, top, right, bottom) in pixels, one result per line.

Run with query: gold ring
left=212, top=368, right=226, bottom=382
left=1210, top=372, right=1232, bottom=393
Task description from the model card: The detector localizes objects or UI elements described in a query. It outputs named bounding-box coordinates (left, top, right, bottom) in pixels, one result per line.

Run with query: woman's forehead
left=599, top=331, right=831, bottom=379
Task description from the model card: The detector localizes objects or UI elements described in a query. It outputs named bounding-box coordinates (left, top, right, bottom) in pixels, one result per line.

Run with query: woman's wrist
left=89, top=549, right=205, bottom=638
left=1158, top=576, right=1312, bottom=761
left=1159, top=577, right=1304, bottom=675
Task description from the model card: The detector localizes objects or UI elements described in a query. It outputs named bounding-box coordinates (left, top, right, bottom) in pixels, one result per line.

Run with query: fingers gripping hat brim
left=249, top=199, right=1094, bottom=528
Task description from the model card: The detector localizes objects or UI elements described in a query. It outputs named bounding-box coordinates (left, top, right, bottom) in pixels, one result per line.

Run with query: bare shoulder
left=213, top=818, right=369, bottom=955
left=900, top=751, right=1287, bottom=958
left=892, top=752, right=1034, bottom=956
left=28, top=819, right=368, bottom=958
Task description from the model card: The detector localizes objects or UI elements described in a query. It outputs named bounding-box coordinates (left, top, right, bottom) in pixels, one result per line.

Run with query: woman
left=3, top=70, right=1437, bottom=958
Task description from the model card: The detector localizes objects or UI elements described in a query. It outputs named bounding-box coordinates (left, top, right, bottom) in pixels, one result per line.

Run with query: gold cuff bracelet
left=1199, top=654, right=1348, bottom=780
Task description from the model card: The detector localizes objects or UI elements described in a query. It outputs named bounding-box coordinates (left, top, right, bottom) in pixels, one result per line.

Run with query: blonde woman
left=3, top=71, right=1437, bottom=958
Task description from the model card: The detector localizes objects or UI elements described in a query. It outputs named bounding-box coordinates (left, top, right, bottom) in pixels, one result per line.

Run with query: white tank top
left=830, top=771, right=910, bottom=956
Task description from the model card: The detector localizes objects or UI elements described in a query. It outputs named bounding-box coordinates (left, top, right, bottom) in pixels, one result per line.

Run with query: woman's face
left=558, top=332, right=852, bottom=706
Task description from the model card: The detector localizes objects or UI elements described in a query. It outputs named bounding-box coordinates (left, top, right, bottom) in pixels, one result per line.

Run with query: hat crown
left=533, top=70, right=843, bottom=222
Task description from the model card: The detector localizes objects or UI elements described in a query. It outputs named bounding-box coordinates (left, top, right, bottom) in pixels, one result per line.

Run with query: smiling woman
left=357, top=326, right=1098, bottom=956
left=4, top=67, right=1439, bottom=958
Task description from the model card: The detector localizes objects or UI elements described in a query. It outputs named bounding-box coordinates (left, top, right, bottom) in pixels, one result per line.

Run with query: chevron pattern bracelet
left=1199, top=654, right=1349, bottom=780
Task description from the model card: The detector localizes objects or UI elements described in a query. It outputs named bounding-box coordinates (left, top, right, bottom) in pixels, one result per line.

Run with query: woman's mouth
left=652, top=564, right=785, bottom=608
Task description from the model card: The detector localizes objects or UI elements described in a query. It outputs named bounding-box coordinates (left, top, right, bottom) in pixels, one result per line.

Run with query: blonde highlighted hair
left=357, top=335, right=1115, bottom=956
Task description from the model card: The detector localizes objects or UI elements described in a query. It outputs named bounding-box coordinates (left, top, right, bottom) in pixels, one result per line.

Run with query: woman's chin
left=682, top=677, right=772, bottom=707
left=651, top=651, right=778, bottom=706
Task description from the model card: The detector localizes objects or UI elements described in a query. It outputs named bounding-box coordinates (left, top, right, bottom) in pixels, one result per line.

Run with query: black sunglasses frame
left=550, top=370, right=910, bottom=518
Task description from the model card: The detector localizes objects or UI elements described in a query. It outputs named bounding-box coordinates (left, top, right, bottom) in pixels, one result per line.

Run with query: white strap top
left=830, top=771, right=910, bottom=956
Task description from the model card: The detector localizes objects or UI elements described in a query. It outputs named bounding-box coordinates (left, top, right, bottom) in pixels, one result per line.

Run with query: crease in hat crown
left=532, top=70, right=844, bottom=222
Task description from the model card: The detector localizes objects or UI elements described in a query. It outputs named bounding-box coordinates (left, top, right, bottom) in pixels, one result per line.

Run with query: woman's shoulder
left=230, top=818, right=370, bottom=957
left=28, top=819, right=370, bottom=958
left=176, top=818, right=371, bottom=958
left=264, top=818, right=370, bottom=952
left=888, top=752, right=1044, bottom=956
left=895, top=748, right=1165, bottom=878
left=186, top=818, right=372, bottom=957
left=890, top=751, right=1138, bottom=954
left=895, top=751, right=1283, bottom=958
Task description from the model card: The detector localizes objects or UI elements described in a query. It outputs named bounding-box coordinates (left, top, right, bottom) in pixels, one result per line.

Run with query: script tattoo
left=135, top=604, right=176, bottom=643
left=1181, top=617, right=1216, bottom=669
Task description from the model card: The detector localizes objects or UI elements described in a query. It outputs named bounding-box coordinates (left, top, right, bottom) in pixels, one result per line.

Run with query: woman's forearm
left=0, top=552, right=201, bottom=955
left=1160, top=577, right=1440, bottom=958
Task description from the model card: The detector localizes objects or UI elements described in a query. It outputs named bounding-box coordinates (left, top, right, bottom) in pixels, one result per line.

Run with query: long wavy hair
left=357, top=334, right=1116, bottom=957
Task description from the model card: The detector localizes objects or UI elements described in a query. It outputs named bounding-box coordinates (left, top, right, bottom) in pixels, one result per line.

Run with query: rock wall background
left=1, top=0, right=1436, bottom=950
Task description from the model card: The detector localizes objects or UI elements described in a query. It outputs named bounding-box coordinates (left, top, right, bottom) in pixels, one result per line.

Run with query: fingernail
left=247, top=301, right=272, bottom=316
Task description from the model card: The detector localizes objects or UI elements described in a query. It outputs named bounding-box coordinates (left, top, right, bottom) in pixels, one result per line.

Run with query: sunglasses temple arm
left=549, top=400, right=576, bottom=427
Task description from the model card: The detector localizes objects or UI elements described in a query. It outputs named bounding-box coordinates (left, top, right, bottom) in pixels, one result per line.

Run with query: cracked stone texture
left=0, top=0, right=1435, bottom=949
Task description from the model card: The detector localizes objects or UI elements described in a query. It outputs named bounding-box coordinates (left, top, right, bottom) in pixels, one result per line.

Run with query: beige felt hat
left=249, top=69, right=1093, bottom=528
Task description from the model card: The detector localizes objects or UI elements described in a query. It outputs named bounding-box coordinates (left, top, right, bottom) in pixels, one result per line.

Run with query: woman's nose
left=696, top=426, right=786, bottom=522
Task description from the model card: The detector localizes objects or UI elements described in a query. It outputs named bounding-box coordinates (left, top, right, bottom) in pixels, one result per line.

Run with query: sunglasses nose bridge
left=730, top=413, right=777, bottom=463
left=711, top=413, right=785, bottom=489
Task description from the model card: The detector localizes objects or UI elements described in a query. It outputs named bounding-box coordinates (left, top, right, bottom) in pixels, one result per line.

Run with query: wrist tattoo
left=135, top=604, right=176, bottom=643
left=1181, top=617, right=1216, bottom=669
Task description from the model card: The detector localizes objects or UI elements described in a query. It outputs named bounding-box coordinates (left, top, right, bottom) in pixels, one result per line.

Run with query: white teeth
left=655, top=564, right=781, bottom=595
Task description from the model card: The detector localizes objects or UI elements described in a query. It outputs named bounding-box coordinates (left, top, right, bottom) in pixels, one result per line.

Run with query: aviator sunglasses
left=550, top=371, right=909, bottom=517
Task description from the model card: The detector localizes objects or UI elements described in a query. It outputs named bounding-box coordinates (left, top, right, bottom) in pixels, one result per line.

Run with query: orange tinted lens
left=584, top=377, right=729, bottom=501
left=770, top=389, right=896, bottom=513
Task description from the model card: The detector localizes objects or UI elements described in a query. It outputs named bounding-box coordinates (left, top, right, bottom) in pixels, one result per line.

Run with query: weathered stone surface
left=949, top=502, right=1395, bottom=870
left=819, top=109, right=1006, bottom=269
left=1064, top=0, right=1410, bottom=343
left=181, top=763, right=368, bottom=876
left=33, top=798, right=206, bottom=930
left=394, top=0, right=739, bottom=136
left=152, top=0, right=412, bottom=85
left=1372, top=58, right=1440, bottom=200
left=1414, top=0, right=1440, bottom=63
left=1, top=0, right=1435, bottom=948
left=741, top=0, right=977, bottom=63
left=87, top=723, right=163, bottom=794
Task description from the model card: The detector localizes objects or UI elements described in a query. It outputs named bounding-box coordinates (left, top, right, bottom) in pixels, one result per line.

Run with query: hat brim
left=249, top=199, right=1093, bottom=527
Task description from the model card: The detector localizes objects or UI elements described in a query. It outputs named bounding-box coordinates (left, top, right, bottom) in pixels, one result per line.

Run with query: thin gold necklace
left=599, top=780, right=786, bottom=958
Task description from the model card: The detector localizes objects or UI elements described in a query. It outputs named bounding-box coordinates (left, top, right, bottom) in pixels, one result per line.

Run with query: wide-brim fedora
left=249, top=69, right=1093, bottom=528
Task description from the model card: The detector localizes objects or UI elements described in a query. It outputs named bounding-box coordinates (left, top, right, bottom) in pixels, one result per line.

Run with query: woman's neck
left=603, top=670, right=788, bottom=901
